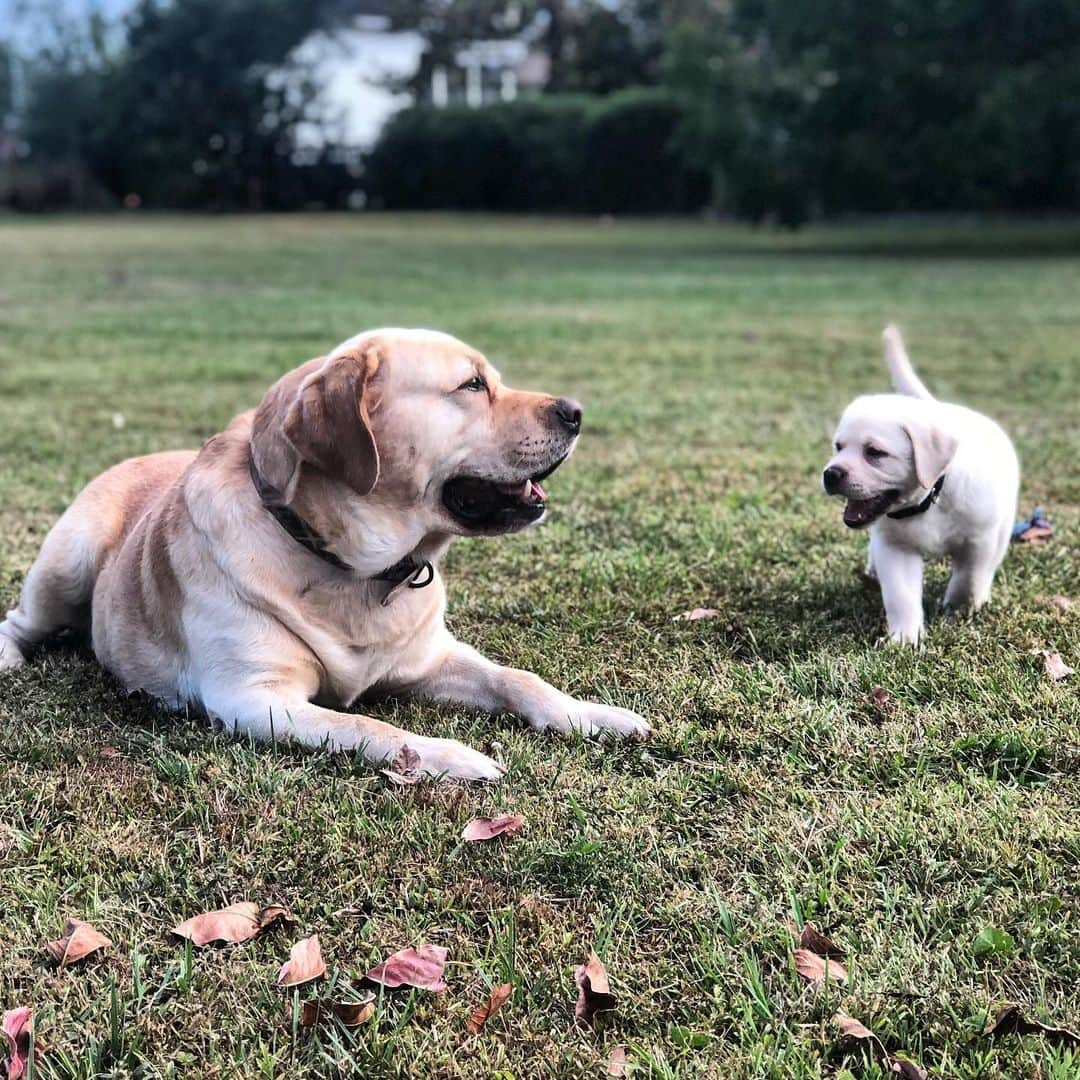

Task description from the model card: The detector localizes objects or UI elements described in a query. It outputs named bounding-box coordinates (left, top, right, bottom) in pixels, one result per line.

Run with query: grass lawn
left=1, top=214, right=1078, bottom=1079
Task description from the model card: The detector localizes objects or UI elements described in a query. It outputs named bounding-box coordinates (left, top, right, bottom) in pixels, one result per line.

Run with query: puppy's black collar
left=887, top=475, right=945, bottom=520
left=248, top=448, right=434, bottom=600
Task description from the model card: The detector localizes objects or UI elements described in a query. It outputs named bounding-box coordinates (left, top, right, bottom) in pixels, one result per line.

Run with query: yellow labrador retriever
left=0, top=329, right=649, bottom=780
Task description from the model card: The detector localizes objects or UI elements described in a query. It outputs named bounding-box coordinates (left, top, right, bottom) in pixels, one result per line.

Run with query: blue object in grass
left=1012, top=507, right=1053, bottom=542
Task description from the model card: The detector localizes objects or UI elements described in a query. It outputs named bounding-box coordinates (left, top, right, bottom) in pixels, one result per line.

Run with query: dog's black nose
left=552, top=397, right=583, bottom=434
left=823, top=466, right=846, bottom=494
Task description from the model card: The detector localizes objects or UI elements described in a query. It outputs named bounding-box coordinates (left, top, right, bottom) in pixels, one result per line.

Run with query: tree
left=17, top=0, right=367, bottom=208
left=664, top=0, right=1080, bottom=221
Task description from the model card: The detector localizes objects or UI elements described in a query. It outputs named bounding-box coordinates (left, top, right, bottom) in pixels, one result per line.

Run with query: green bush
left=365, top=91, right=708, bottom=214
left=583, top=89, right=709, bottom=213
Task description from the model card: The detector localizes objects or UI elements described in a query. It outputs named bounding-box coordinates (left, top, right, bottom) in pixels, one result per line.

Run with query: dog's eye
left=834, top=442, right=844, bottom=452
left=457, top=375, right=487, bottom=393
left=865, top=446, right=888, bottom=460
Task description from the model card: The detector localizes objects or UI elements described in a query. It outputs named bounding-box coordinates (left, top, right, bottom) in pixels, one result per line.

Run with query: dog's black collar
left=887, top=475, right=946, bottom=520
left=248, top=448, right=434, bottom=595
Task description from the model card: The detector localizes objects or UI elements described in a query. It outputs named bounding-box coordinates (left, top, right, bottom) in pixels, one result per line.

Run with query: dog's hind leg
left=943, top=526, right=1010, bottom=613
left=0, top=509, right=97, bottom=670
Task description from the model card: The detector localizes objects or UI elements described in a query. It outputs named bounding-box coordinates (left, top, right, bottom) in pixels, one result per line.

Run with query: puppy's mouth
left=442, top=456, right=567, bottom=534
left=842, top=490, right=899, bottom=529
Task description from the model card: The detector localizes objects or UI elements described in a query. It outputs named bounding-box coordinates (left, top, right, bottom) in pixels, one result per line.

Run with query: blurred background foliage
left=1, top=0, right=1077, bottom=223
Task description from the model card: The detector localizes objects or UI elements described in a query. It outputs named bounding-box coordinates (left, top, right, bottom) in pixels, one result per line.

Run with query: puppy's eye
left=834, top=442, right=844, bottom=452
left=865, top=446, right=888, bottom=460
left=457, top=375, right=487, bottom=393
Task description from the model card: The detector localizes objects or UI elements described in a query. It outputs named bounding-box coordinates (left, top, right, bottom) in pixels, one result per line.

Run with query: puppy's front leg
left=402, top=640, right=651, bottom=740
left=200, top=681, right=505, bottom=782
left=871, top=533, right=924, bottom=644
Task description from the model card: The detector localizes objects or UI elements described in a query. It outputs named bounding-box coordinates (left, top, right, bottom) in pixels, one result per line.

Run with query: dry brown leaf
left=46, top=918, right=111, bottom=968
left=277, top=935, right=326, bottom=988
left=835, top=1011, right=888, bottom=1060
left=835, top=1012, right=931, bottom=1077
left=606, top=1045, right=628, bottom=1077
left=99, top=746, right=120, bottom=759
left=789, top=921, right=846, bottom=959
left=793, top=948, right=847, bottom=985
left=1038, top=595, right=1074, bottom=612
left=466, top=982, right=513, bottom=1034
left=382, top=744, right=422, bottom=785
left=673, top=608, right=720, bottom=622
left=300, top=993, right=375, bottom=1029
left=982, top=1002, right=1080, bottom=1048
left=1043, top=651, right=1074, bottom=681
left=890, top=1059, right=929, bottom=1079
left=172, top=902, right=294, bottom=946
left=2, top=1008, right=35, bottom=1080
left=462, top=815, right=526, bottom=842
left=575, top=952, right=617, bottom=1028
left=364, top=943, right=448, bottom=992
left=868, top=687, right=896, bottom=717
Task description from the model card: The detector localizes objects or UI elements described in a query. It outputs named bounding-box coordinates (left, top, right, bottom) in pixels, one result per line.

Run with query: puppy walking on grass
left=823, top=326, right=1019, bottom=644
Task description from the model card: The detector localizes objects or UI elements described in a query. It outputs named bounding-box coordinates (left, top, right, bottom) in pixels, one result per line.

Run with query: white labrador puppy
left=822, top=326, right=1019, bottom=644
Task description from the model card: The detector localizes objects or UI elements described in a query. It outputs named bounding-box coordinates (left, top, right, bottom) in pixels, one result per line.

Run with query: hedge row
left=364, top=89, right=709, bottom=214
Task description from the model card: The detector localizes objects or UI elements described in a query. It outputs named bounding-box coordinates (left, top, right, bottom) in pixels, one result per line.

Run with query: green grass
left=1, top=214, right=1078, bottom=1079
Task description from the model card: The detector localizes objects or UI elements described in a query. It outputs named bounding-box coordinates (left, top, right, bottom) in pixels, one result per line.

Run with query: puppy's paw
left=410, top=736, right=506, bottom=783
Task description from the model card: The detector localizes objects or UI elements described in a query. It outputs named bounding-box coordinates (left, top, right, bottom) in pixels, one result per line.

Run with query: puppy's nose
left=551, top=397, right=583, bottom=434
left=823, top=466, right=846, bottom=494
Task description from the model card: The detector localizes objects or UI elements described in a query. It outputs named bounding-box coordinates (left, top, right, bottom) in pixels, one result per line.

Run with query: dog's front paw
left=567, top=702, right=651, bottom=741
left=409, top=736, right=506, bottom=783
left=0, top=633, right=27, bottom=671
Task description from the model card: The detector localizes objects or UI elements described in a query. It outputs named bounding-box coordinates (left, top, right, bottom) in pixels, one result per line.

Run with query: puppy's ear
left=902, top=421, right=957, bottom=490
left=251, top=345, right=381, bottom=502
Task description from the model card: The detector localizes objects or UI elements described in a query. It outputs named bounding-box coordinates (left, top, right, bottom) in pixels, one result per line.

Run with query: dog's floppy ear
left=902, top=421, right=958, bottom=490
left=251, top=344, right=381, bottom=502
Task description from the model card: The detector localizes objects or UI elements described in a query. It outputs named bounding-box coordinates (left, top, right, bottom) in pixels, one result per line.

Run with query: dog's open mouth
left=842, top=490, right=899, bottom=529
left=442, top=457, right=566, bottom=534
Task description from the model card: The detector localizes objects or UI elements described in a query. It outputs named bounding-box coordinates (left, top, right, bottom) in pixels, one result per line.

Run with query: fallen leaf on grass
left=1037, top=595, right=1074, bottom=612
left=99, top=746, right=120, bottom=759
left=606, top=1045, right=628, bottom=1077
left=364, top=944, right=448, bottom=992
left=462, top=815, right=525, bottom=842
left=46, top=919, right=111, bottom=967
left=673, top=608, right=720, bottom=622
left=172, top=902, right=295, bottom=946
left=300, top=993, right=375, bottom=1028
left=277, top=935, right=326, bottom=988
left=575, top=952, right=617, bottom=1028
left=2, top=1008, right=35, bottom=1080
left=786, top=920, right=846, bottom=959
left=466, top=982, right=513, bottom=1034
left=835, top=1012, right=930, bottom=1078
left=382, top=744, right=422, bottom=785
left=982, top=1003, right=1080, bottom=1048
left=890, top=1058, right=929, bottom=1079
left=835, top=1011, right=886, bottom=1055
left=1042, top=651, right=1073, bottom=681
left=868, top=687, right=895, bottom=717
left=793, top=948, right=847, bottom=985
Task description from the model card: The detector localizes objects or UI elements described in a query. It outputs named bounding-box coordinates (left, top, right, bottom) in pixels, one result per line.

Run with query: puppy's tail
left=882, top=324, right=934, bottom=400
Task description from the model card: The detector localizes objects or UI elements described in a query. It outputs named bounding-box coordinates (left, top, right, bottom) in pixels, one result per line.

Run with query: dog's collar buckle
left=887, top=474, right=946, bottom=520
left=376, top=556, right=435, bottom=607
